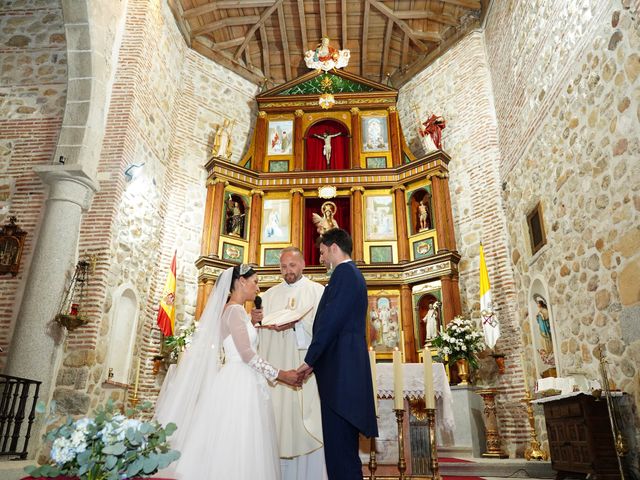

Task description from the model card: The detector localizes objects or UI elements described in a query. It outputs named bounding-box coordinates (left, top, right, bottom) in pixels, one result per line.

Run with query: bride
left=155, top=265, right=301, bottom=479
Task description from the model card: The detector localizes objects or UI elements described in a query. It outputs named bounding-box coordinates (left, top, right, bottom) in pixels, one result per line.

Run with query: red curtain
left=305, top=120, right=350, bottom=170
left=303, top=196, right=351, bottom=265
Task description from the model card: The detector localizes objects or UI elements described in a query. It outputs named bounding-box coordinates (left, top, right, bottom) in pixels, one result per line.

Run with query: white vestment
left=259, top=276, right=326, bottom=480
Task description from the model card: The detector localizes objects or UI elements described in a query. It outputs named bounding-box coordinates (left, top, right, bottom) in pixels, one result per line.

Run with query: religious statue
left=417, top=196, right=431, bottom=232
left=312, top=131, right=342, bottom=167
left=535, top=296, right=553, bottom=352
left=225, top=195, right=245, bottom=237
left=422, top=300, right=441, bottom=342
left=419, top=114, right=446, bottom=151
left=304, top=36, right=350, bottom=71
left=212, top=118, right=234, bottom=159
left=312, top=201, right=339, bottom=234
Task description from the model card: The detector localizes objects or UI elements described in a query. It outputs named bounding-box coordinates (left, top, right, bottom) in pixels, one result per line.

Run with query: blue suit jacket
left=304, top=261, right=378, bottom=438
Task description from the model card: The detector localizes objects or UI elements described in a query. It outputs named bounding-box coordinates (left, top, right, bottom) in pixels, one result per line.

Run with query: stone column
left=248, top=189, right=264, bottom=264
left=206, top=179, right=228, bottom=257
left=293, top=110, right=304, bottom=171
left=253, top=111, right=268, bottom=172
left=388, top=106, right=403, bottom=167
left=392, top=185, right=409, bottom=263
left=349, top=107, right=361, bottom=169
left=5, top=165, right=97, bottom=446
left=350, top=186, right=365, bottom=263
left=290, top=188, right=304, bottom=248
left=400, top=284, right=417, bottom=362
left=431, top=173, right=457, bottom=252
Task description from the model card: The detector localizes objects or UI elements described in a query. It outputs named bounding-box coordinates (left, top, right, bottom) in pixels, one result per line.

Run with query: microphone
left=254, top=295, right=262, bottom=309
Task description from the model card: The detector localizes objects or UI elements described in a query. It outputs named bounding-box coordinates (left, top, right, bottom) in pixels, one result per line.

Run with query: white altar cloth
left=375, top=362, right=454, bottom=436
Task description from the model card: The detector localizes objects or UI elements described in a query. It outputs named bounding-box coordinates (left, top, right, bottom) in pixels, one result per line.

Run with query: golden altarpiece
left=195, top=69, right=461, bottom=362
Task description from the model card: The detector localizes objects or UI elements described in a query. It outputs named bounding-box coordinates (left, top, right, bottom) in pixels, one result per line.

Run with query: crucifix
left=312, top=131, right=343, bottom=167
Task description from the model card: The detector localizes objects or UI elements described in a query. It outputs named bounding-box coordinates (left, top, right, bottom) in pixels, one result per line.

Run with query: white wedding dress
left=169, top=304, right=281, bottom=480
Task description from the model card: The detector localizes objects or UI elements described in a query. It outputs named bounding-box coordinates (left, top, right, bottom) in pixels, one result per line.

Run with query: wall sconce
left=55, top=259, right=91, bottom=330
left=124, top=162, right=145, bottom=182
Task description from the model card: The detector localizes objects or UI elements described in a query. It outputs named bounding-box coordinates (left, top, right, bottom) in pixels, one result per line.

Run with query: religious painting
left=365, top=195, right=396, bottom=241
left=221, top=242, right=244, bottom=263
left=530, top=289, right=557, bottom=378
left=369, top=245, right=393, bottom=264
left=366, top=156, right=387, bottom=169
left=268, top=160, right=289, bottom=172
left=412, top=238, right=435, bottom=260
left=261, top=198, right=290, bottom=243
left=367, top=291, right=401, bottom=358
left=263, top=248, right=283, bottom=266
left=267, top=120, right=293, bottom=156
left=361, top=116, right=389, bottom=152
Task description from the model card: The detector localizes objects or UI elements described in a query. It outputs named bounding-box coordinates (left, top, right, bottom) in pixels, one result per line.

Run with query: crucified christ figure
left=312, top=131, right=343, bottom=167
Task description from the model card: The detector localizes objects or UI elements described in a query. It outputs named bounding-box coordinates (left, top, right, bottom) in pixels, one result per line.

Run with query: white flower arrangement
left=25, top=399, right=179, bottom=480
left=431, top=315, right=486, bottom=369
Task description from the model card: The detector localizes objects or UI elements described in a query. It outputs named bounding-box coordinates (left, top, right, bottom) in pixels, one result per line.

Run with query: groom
left=298, top=228, right=378, bottom=480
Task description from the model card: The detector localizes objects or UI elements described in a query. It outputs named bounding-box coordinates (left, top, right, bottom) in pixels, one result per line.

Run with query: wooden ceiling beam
left=396, top=10, right=459, bottom=26
left=341, top=0, right=347, bottom=48
left=192, top=16, right=260, bottom=37
left=259, top=24, right=271, bottom=80
left=234, top=0, right=283, bottom=60
left=439, top=0, right=481, bottom=10
left=380, top=18, right=393, bottom=82
left=319, top=0, right=327, bottom=37
left=297, top=0, right=308, bottom=50
left=361, top=0, right=370, bottom=76
left=183, top=0, right=276, bottom=19
left=368, top=0, right=428, bottom=52
left=277, top=4, right=292, bottom=82
left=413, top=31, right=442, bottom=43
left=211, top=36, right=246, bottom=50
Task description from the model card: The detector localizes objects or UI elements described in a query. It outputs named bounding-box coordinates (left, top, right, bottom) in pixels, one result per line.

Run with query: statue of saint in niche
left=225, top=194, right=245, bottom=237
left=312, top=201, right=339, bottom=234
left=422, top=300, right=441, bottom=342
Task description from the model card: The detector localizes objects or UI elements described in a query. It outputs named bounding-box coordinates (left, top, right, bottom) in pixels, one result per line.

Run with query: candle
left=423, top=347, right=435, bottom=409
left=369, top=347, right=378, bottom=416
left=393, top=347, right=404, bottom=410
left=133, top=357, right=141, bottom=398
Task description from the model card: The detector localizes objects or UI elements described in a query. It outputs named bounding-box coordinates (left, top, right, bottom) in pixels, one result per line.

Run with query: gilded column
left=392, top=185, right=409, bottom=263
left=431, top=172, right=457, bottom=252
left=195, top=279, right=206, bottom=319
left=440, top=274, right=455, bottom=326
left=200, top=179, right=215, bottom=255
left=254, top=111, right=268, bottom=172
left=350, top=186, right=365, bottom=263
left=290, top=188, right=304, bottom=248
left=248, top=189, right=264, bottom=264
left=207, top=178, right=228, bottom=257
left=388, top=106, right=403, bottom=167
left=203, top=279, right=215, bottom=309
left=451, top=275, right=462, bottom=318
left=400, top=284, right=417, bottom=363
left=349, top=107, right=361, bottom=169
left=293, top=110, right=304, bottom=171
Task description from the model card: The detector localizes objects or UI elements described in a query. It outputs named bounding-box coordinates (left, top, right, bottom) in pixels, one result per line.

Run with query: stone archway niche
left=527, top=277, right=560, bottom=378
left=104, top=284, right=140, bottom=384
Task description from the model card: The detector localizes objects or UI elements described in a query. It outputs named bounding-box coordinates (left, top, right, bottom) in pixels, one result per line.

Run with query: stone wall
left=398, top=32, right=526, bottom=454
left=56, top=0, right=258, bottom=413
left=487, top=0, right=640, bottom=453
left=0, top=0, right=67, bottom=368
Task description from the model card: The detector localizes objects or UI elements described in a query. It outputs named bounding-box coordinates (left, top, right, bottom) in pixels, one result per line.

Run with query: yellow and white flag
left=480, top=243, right=500, bottom=349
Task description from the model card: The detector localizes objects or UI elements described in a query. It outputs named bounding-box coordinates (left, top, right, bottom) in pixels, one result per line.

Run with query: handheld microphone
left=254, top=295, right=262, bottom=309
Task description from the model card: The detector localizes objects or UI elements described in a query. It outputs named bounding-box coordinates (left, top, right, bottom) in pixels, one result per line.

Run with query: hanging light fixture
left=55, top=259, right=92, bottom=330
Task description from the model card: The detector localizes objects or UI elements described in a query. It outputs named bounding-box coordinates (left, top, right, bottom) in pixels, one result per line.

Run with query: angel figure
left=312, top=201, right=339, bottom=234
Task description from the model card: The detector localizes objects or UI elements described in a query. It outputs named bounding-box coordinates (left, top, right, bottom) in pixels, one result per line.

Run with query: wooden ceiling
left=168, top=0, right=489, bottom=88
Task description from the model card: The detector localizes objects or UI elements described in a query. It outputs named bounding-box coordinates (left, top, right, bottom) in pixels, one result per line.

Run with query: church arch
left=304, top=119, right=350, bottom=170
left=104, top=283, right=141, bottom=385
left=527, top=277, right=560, bottom=378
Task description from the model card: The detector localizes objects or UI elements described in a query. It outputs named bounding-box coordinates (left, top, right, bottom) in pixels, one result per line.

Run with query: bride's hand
left=277, top=369, right=303, bottom=388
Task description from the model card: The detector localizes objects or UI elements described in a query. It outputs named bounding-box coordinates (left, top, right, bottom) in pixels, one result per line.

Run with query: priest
left=255, top=247, right=326, bottom=480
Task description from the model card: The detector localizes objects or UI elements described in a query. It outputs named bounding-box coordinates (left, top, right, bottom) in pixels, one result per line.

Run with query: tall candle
left=133, top=357, right=141, bottom=397
left=369, top=347, right=378, bottom=416
left=393, top=347, right=404, bottom=410
left=423, top=348, right=435, bottom=409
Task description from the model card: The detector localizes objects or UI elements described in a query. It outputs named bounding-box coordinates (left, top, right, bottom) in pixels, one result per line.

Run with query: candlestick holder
left=368, top=436, right=377, bottom=479
left=130, top=395, right=140, bottom=409
left=394, top=409, right=407, bottom=479
left=426, top=408, right=441, bottom=480
left=521, top=389, right=548, bottom=460
left=477, top=388, right=508, bottom=458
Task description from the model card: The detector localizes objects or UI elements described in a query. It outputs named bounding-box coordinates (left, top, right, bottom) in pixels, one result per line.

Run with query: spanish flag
left=479, top=243, right=500, bottom=349
left=157, top=251, right=176, bottom=336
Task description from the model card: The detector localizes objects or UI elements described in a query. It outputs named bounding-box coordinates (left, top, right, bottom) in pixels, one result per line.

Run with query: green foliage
left=25, top=399, right=179, bottom=480
left=430, top=316, right=486, bottom=370
left=163, top=323, right=196, bottom=362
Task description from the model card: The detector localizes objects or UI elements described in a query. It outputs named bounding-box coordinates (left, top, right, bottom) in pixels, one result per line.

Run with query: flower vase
left=456, top=358, right=470, bottom=385
left=491, top=353, right=506, bottom=374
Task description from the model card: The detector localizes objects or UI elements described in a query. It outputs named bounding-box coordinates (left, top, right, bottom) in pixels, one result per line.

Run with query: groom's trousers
left=321, top=405, right=363, bottom=480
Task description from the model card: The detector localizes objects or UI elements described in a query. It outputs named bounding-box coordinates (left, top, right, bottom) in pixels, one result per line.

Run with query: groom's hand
left=296, top=363, right=313, bottom=381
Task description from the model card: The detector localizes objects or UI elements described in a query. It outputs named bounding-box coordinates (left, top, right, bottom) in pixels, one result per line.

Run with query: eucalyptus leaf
left=35, top=400, right=47, bottom=414
left=104, top=454, right=118, bottom=470
left=142, top=454, right=159, bottom=474
left=102, top=442, right=126, bottom=455
left=164, top=422, right=177, bottom=436
left=126, top=457, right=144, bottom=477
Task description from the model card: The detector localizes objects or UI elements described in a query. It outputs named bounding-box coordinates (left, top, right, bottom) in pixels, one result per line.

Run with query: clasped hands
left=278, top=363, right=314, bottom=388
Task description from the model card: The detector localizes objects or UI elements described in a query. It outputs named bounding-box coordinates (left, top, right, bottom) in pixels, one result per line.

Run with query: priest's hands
left=277, top=369, right=304, bottom=388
